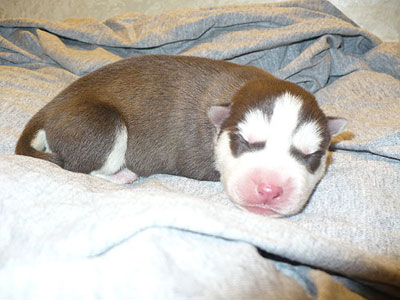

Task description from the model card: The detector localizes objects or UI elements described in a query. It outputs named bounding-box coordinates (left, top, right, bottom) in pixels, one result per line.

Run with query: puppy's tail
left=15, top=113, right=64, bottom=167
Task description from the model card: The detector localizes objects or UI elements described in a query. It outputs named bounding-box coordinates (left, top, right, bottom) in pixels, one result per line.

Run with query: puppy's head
left=209, top=79, right=346, bottom=217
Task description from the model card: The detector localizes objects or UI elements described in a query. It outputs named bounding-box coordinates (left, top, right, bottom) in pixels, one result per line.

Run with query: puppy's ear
left=327, top=117, right=347, bottom=137
left=208, top=104, right=231, bottom=129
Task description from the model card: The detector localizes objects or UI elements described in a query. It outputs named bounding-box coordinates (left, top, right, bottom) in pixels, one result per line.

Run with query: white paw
left=91, top=168, right=138, bottom=184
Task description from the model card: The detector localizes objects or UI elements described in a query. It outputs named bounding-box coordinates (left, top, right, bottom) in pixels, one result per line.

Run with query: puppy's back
left=16, top=55, right=269, bottom=180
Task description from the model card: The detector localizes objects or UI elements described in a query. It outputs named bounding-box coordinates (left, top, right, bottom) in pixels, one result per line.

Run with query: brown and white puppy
left=16, top=55, right=346, bottom=217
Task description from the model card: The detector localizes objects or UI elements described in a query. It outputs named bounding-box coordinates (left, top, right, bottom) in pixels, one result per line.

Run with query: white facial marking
left=215, top=92, right=327, bottom=216
left=237, top=92, right=303, bottom=148
left=268, top=92, right=302, bottom=152
left=90, top=125, right=128, bottom=178
left=292, top=121, right=322, bottom=155
left=238, top=109, right=269, bottom=144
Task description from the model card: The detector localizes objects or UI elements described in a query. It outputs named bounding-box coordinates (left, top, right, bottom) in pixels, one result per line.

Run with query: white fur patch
left=292, top=121, right=322, bottom=155
left=237, top=109, right=269, bottom=144
left=90, top=125, right=128, bottom=178
left=237, top=92, right=302, bottom=149
left=267, top=92, right=302, bottom=152
left=92, top=168, right=138, bottom=185
left=31, top=129, right=52, bottom=153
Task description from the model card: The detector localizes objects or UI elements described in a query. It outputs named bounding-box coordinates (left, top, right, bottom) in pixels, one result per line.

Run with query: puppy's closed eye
left=290, top=147, right=325, bottom=173
left=229, top=132, right=265, bottom=157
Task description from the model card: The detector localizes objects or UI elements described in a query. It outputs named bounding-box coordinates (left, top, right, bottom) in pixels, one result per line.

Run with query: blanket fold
left=1, top=0, right=399, bottom=298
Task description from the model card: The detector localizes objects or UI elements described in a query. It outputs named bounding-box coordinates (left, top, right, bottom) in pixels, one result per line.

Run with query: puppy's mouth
left=240, top=204, right=283, bottom=217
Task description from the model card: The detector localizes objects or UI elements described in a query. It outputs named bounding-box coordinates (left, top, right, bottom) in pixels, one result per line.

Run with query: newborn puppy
left=16, top=55, right=346, bottom=217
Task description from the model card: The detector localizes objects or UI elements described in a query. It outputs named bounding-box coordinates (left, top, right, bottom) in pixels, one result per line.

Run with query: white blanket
left=1, top=0, right=399, bottom=298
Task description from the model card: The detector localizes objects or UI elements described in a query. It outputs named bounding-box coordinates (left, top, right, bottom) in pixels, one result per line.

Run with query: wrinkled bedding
left=1, top=0, right=399, bottom=299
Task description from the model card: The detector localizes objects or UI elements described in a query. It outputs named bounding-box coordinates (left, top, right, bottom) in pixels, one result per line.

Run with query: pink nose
left=256, top=183, right=283, bottom=203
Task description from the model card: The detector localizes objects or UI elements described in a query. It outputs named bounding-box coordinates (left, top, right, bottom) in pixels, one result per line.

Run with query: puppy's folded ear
left=327, top=117, right=347, bottom=137
left=208, top=104, right=231, bottom=129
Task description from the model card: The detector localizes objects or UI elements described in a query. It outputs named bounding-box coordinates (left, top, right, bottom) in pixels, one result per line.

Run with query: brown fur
left=16, top=55, right=332, bottom=181
left=16, top=55, right=272, bottom=180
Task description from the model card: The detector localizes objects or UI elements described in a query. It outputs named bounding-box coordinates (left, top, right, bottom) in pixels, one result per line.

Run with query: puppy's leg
left=89, top=125, right=138, bottom=184
left=92, top=168, right=138, bottom=185
left=46, top=100, right=138, bottom=184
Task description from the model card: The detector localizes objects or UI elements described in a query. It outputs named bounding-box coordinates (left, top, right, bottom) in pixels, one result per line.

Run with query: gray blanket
left=1, top=0, right=399, bottom=299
